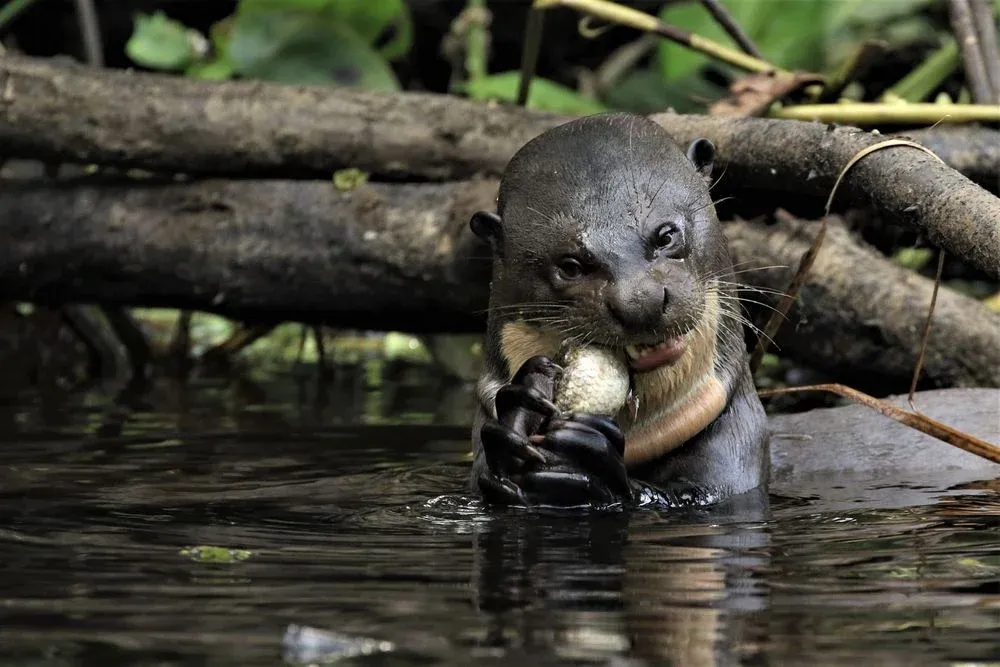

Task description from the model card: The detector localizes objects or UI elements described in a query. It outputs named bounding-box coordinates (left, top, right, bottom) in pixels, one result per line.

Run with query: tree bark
left=725, top=215, right=1000, bottom=389
left=0, top=175, right=498, bottom=332
left=1, top=54, right=997, bottom=277
left=648, top=112, right=1000, bottom=280
left=0, top=54, right=566, bottom=182
left=893, top=126, right=1000, bottom=193
left=1, top=176, right=997, bottom=389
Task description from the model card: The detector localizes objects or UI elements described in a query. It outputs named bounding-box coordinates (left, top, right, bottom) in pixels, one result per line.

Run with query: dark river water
left=0, top=362, right=997, bottom=667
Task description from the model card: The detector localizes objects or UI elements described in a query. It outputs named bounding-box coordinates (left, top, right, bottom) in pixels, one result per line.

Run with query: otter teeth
left=625, top=341, right=675, bottom=360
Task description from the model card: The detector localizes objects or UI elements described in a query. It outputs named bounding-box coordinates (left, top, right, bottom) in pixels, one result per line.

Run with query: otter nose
left=606, top=280, right=667, bottom=333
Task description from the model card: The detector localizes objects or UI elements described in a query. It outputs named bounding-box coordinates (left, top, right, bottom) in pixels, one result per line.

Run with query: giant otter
left=468, top=112, right=770, bottom=509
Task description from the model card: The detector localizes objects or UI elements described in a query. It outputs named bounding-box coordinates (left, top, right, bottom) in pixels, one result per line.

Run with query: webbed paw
left=477, top=356, right=636, bottom=509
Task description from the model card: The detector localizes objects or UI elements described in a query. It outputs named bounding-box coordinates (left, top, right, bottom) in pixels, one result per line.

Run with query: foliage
left=462, top=71, right=607, bottom=114
left=605, top=0, right=944, bottom=113
left=126, top=0, right=412, bottom=90
left=123, top=0, right=960, bottom=116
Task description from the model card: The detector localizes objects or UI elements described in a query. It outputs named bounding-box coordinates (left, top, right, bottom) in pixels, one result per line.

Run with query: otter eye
left=555, top=256, right=584, bottom=280
left=653, top=223, right=682, bottom=254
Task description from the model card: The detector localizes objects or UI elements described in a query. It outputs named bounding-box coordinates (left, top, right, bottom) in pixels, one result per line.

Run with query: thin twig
left=908, top=249, right=945, bottom=409
left=697, top=0, right=762, bottom=58
left=947, top=0, right=994, bottom=103
left=533, top=0, right=787, bottom=76
left=73, top=0, right=103, bottom=67
left=969, top=0, right=1000, bottom=103
left=517, top=8, right=546, bottom=106
left=749, top=211, right=825, bottom=374
left=594, top=33, right=658, bottom=94
left=769, top=101, right=1000, bottom=124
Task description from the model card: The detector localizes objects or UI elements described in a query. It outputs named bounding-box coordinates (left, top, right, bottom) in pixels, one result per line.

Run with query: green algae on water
left=180, top=545, right=252, bottom=563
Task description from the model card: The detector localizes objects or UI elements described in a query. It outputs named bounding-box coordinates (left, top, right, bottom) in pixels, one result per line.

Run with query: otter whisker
left=718, top=309, right=778, bottom=350
left=711, top=280, right=792, bottom=299
left=708, top=163, right=729, bottom=192
left=715, top=294, right=789, bottom=321
left=702, top=263, right=790, bottom=281
left=728, top=265, right=790, bottom=277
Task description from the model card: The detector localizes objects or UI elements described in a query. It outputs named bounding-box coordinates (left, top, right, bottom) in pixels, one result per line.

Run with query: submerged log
left=725, top=215, right=1000, bottom=388
left=1, top=176, right=997, bottom=389
left=0, top=55, right=998, bottom=277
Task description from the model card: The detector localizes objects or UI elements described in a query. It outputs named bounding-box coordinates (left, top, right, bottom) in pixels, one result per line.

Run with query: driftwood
left=2, top=176, right=998, bottom=389
left=0, top=55, right=998, bottom=278
left=647, top=112, right=1000, bottom=280
left=725, top=214, right=1000, bottom=388
left=0, top=54, right=563, bottom=182
left=0, top=175, right=498, bottom=332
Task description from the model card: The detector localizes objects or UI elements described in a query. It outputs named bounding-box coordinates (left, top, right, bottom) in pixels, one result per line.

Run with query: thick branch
left=1, top=55, right=996, bottom=277
left=0, top=54, right=565, bottom=181
left=894, top=126, right=1000, bottom=193
left=2, top=177, right=997, bottom=390
left=725, top=215, right=1000, bottom=389
left=0, top=176, right=498, bottom=332
left=649, top=112, right=1000, bottom=279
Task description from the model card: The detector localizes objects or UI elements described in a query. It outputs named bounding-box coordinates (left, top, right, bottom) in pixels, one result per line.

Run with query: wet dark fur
left=470, top=112, right=770, bottom=506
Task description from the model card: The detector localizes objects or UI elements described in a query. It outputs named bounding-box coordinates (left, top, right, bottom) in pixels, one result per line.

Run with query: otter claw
left=495, top=384, right=560, bottom=421
left=478, top=473, right=529, bottom=506
left=521, top=470, right=617, bottom=506
left=540, top=421, right=631, bottom=498
left=481, top=421, right=548, bottom=472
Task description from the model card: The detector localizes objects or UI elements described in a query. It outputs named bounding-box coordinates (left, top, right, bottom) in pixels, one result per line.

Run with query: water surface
left=0, top=366, right=997, bottom=666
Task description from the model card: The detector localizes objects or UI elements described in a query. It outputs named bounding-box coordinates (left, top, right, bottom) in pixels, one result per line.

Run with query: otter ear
left=685, top=138, right=716, bottom=182
left=470, top=210, right=503, bottom=246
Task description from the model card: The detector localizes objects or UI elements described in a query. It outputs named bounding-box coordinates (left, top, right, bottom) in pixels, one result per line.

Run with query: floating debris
left=282, top=624, right=394, bottom=664
left=179, top=545, right=252, bottom=563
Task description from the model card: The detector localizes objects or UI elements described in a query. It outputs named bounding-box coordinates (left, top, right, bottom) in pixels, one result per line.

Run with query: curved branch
left=649, top=111, right=1000, bottom=279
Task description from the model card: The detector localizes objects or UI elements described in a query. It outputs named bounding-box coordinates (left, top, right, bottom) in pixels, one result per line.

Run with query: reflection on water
left=0, top=363, right=997, bottom=667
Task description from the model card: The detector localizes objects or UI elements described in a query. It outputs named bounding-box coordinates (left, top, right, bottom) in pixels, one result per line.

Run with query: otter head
left=471, top=112, right=724, bottom=376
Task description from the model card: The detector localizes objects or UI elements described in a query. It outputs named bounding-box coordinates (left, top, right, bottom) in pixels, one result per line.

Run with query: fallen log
left=892, top=126, right=1000, bottom=193
left=1, top=55, right=998, bottom=277
left=648, top=112, right=1000, bottom=280
left=0, top=54, right=564, bottom=182
left=0, top=175, right=498, bottom=332
left=1, top=176, right=997, bottom=389
left=725, top=214, right=1000, bottom=388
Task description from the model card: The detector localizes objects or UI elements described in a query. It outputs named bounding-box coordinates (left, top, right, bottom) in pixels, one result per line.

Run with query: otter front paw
left=480, top=411, right=637, bottom=508
left=477, top=355, right=562, bottom=505
left=525, top=413, right=633, bottom=505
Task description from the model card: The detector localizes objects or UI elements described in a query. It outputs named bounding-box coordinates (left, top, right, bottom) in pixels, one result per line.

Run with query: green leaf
left=237, top=0, right=331, bottom=11
left=125, top=11, right=200, bottom=71
left=603, top=67, right=725, bottom=114
left=332, top=167, right=369, bottom=191
left=464, top=72, right=607, bottom=114
left=657, top=0, right=846, bottom=82
left=321, top=0, right=413, bottom=61
left=226, top=9, right=400, bottom=90
left=186, top=57, right=235, bottom=81
left=236, top=0, right=412, bottom=60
